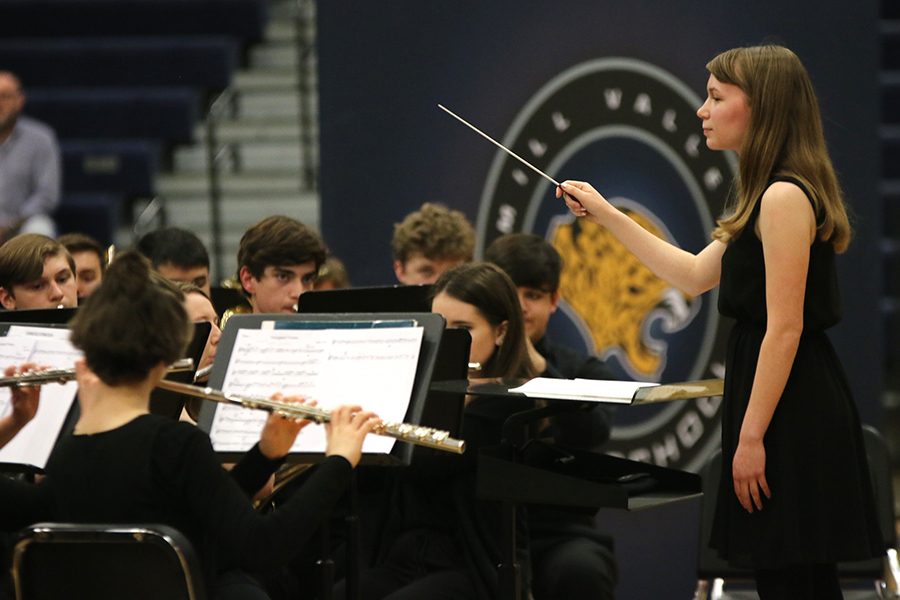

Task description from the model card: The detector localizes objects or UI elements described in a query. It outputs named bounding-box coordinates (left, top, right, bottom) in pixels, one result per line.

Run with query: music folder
left=196, top=312, right=447, bottom=466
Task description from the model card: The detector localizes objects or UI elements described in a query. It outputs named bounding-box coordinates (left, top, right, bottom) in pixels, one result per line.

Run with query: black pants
left=530, top=535, right=616, bottom=600
left=754, top=563, right=842, bottom=600
left=333, top=529, right=476, bottom=600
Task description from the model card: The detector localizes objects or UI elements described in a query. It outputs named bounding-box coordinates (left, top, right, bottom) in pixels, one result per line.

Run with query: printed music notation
left=209, top=326, right=425, bottom=454
left=0, top=327, right=81, bottom=469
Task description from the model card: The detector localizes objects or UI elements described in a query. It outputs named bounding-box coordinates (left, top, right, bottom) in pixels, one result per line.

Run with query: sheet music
left=509, top=377, right=658, bottom=403
left=209, top=326, right=424, bottom=454
left=0, top=327, right=81, bottom=469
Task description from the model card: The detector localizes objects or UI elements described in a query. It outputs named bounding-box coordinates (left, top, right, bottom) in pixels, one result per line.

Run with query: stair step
left=158, top=172, right=303, bottom=196
left=234, top=69, right=299, bottom=92
left=250, top=44, right=300, bottom=70
left=174, top=142, right=308, bottom=173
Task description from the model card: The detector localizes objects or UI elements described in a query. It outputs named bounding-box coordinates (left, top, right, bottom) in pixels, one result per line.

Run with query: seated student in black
left=340, top=262, right=538, bottom=600
left=0, top=251, right=380, bottom=600
left=486, top=233, right=617, bottom=600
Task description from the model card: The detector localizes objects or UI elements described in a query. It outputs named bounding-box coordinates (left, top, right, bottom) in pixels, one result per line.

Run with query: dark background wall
left=318, top=2, right=881, bottom=596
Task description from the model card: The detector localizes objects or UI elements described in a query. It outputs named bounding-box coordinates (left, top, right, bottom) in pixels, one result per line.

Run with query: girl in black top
left=345, top=262, right=537, bottom=600
left=0, top=251, right=379, bottom=599
left=557, top=44, right=881, bottom=599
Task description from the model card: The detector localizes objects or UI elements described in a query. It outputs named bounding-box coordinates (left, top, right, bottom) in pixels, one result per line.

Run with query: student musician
left=58, top=232, right=106, bottom=301
left=485, top=233, right=617, bottom=600
left=391, top=202, right=475, bottom=285
left=0, top=251, right=379, bottom=599
left=237, top=215, right=326, bottom=314
left=0, top=233, right=77, bottom=310
left=137, top=226, right=213, bottom=297
left=344, top=262, right=537, bottom=600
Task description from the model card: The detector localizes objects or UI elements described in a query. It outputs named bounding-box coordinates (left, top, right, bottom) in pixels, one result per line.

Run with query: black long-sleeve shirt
left=0, top=414, right=352, bottom=593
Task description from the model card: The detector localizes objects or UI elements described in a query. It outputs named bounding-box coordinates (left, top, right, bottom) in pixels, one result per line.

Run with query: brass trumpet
left=0, top=359, right=196, bottom=388
left=155, top=379, right=466, bottom=455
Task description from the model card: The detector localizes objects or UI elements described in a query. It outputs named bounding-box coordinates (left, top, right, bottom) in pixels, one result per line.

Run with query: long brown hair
left=708, top=45, right=851, bottom=252
left=432, top=262, right=536, bottom=379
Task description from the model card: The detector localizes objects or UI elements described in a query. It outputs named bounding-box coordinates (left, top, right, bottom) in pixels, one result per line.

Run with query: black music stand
left=0, top=307, right=77, bottom=325
left=149, top=321, right=211, bottom=419
left=195, top=312, right=452, bottom=600
left=196, top=312, right=450, bottom=465
left=298, top=285, right=433, bottom=314
left=431, top=378, right=710, bottom=600
left=209, top=286, right=251, bottom=318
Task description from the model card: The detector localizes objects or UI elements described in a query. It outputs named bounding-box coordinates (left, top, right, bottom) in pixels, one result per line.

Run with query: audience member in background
left=137, top=226, right=212, bottom=296
left=314, top=255, right=351, bottom=290
left=58, top=232, right=106, bottom=300
left=485, top=233, right=617, bottom=600
left=0, top=233, right=76, bottom=310
left=0, top=72, right=61, bottom=242
left=391, top=202, right=475, bottom=285
left=237, top=215, right=326, bottom=314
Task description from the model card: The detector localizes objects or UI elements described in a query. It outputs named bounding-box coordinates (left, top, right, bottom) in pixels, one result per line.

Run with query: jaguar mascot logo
left=550, top=205, right=697, bottom=381
left=477, top=58, right=737, bottom=470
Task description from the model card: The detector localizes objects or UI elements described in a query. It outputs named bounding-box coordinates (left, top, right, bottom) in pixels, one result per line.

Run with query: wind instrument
left=0, top=359, right=195, bottom=388
left=155, top=379, right=465, bottom=454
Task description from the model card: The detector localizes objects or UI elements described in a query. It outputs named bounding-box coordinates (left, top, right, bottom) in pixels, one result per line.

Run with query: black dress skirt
left=709, top=176, right=883, bottom=569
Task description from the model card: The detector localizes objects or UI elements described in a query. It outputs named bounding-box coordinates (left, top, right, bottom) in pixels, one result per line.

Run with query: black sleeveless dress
left=709, top=176, right=883, bottom=569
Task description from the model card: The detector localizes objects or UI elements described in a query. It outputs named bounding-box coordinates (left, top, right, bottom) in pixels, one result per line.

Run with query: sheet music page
left=210, top=326, right=424, bottom=454
left=0, top=327, right=81, bottom=469
left=509, top=377, right=657, bottom=404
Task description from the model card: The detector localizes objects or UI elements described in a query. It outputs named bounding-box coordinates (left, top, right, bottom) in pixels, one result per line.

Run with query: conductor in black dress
left=557, top=44, right=882, bottom=599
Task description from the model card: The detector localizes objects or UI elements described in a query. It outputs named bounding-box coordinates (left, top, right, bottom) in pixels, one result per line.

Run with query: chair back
left=12, top=523, right=206, bottom=600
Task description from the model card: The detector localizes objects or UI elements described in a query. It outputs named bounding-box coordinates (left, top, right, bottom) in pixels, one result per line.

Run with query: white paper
left=508, top=377, right=658, bottom=404
left=0, top=327, right=81, bottom=469
left=209, top=326, right=424, bottom=454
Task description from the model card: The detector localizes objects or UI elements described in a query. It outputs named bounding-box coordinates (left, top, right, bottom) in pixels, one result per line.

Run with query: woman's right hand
left=557, top=180, right=616, bottom=224
left=324, top=405, right=380, bottom=467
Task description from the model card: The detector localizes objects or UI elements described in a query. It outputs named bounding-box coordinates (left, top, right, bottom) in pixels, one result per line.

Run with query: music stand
left=149, top=322, right=211, bottom=419
left=430, top=377, right=714, bottom=600
left=0, top=307, right=77, bottom=325
left=298, top=285, right=433, bottom=314
left=196, top=312, right=448, bottom=466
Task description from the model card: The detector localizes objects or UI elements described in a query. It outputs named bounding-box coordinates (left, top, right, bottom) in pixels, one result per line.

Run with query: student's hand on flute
left=324, top=405, right=380, bottom=468
left=258, top=394, right=316, bottom=459
left=557, top=180, right=616, bottom=225
left=4, top=363, right=41, bottom=428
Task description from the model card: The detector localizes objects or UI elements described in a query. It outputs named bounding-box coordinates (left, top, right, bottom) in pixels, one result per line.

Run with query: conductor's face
left=697, top=74, right=750, bottom=153
left=0, top=253, right=77, bottom=310
left=240, top=262, right=318, bottom=314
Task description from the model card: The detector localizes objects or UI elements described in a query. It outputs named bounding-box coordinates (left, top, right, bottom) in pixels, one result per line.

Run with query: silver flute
left=156, top=379, right=466, bottom=455
left=0, top=359, right=195, bottom=388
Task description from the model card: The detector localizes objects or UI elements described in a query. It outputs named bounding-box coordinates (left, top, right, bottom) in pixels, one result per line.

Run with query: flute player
left=0, top=251, right=380, bottom=600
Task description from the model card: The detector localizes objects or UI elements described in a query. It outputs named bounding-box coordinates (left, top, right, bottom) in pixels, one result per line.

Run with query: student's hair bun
left=99, top=251, right=152, bottom=298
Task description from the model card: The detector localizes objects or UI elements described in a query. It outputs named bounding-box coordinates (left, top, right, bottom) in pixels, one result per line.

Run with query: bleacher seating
left=0, top=0, right=268, bottom=244
left=0, top=0, right=268, bottom=46
left=61, top=140, right=161, bottom=200
left=0, top=38, right=237, bottom=92
left=55, top=193, right=123, bottom=246
left=27, top=88, right=200, bottom=146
